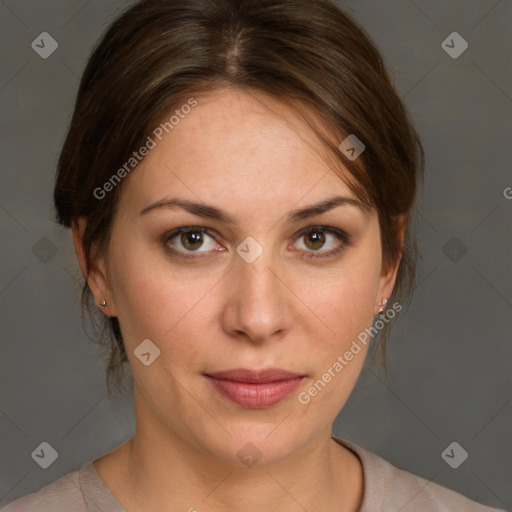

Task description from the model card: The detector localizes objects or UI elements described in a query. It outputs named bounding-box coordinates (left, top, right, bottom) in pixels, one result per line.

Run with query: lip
left=206, top=368, right=304, bottom=383
left=205, top=368, right=306, bottom=408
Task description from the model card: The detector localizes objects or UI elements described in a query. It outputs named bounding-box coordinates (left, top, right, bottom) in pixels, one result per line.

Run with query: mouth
left=204, top=368, right=306, bottom=409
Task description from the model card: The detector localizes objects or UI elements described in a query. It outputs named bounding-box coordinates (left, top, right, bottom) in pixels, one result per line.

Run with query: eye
left=292, top=226, right=350, bottom=260
left=163, top=226, right=222, bottom=258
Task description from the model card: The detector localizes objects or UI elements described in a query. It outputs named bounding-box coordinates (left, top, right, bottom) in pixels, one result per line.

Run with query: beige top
left=2, top=436, right=503, bottom=511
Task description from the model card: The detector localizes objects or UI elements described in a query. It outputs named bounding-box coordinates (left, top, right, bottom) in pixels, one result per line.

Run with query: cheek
left=297, top=264, right=381, bottom=413
left=106, top=235, right=212, bottom=349
left=306, top=250, right=382, bottom=346
left=109, top=261, right=216, bottom=393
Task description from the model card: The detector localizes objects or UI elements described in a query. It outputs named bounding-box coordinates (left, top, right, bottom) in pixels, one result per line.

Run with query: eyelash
left=162, top=225, right=351, bottom=262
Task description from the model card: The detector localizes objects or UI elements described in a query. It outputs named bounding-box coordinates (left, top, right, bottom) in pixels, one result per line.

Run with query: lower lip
left=205, top=376, right=304, bottom=408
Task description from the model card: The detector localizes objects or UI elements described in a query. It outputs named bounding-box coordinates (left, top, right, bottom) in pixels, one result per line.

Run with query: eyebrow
left=139, top=195, right=370, bottom=223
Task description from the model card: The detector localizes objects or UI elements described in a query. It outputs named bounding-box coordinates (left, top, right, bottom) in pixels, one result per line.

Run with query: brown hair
left=54, top=0, right=424, bottom=396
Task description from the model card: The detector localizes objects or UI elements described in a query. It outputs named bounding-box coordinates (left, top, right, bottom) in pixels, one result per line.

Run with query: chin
left=199, top=424, right=307, bottom=469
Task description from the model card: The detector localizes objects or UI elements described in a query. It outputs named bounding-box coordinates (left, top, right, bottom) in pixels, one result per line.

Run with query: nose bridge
left=239, top=247, right=277, bottom=293
left=222, top=235, right=291, bottom=342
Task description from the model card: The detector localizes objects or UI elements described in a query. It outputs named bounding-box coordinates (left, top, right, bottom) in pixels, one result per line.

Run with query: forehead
left=120, top=88, right=360, bottom=213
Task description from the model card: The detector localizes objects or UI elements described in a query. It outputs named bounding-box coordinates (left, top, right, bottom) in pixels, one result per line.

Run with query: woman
left=3, top=0, right=503, bottom=510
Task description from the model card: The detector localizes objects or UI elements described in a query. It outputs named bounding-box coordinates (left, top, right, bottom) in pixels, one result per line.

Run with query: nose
left=219, top=243, right=294, bottom=345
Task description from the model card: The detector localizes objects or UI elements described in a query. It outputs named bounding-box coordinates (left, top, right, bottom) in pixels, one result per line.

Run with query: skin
left=73, top=88, right=403, bottom=512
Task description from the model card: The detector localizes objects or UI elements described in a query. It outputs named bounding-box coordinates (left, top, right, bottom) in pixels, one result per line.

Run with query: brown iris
left=303, top=231, right=325, bottom=250
left=181, top=231, right=204, bottom=250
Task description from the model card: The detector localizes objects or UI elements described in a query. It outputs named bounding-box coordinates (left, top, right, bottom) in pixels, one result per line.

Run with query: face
left=77, top=88, right=399, bottom=466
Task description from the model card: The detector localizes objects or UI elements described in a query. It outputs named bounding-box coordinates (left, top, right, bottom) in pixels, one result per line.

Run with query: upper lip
left=205, top=368, right=305, bottom=383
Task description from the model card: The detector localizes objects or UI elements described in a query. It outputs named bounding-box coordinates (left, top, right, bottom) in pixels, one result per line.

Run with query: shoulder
left=332, top=436, right=504, bottom=512
left=2, top=460, right=125, bottom=512
left=1, top=468, right=85, bottom=511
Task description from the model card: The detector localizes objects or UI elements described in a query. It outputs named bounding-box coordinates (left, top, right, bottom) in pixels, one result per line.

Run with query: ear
left=71, top=217, right=117, bottom=317
left=374, top=215, right=406, bottom=315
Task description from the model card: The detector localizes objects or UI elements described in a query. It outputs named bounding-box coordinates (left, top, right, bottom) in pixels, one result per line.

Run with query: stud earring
left=377, top=298, right=388, bottom=318
left=99, top=300, right=107, bottom=308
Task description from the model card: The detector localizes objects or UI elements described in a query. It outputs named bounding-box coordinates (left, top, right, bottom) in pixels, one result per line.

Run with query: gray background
left=0, top=0, right=510, bottom=510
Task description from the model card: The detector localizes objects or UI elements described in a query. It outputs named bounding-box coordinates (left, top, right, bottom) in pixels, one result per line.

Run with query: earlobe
left=375, top=263, right=399, bottom=316
left=377, top=298, right=388, bottom=318
left=71, top=217, right=116, bottom=317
